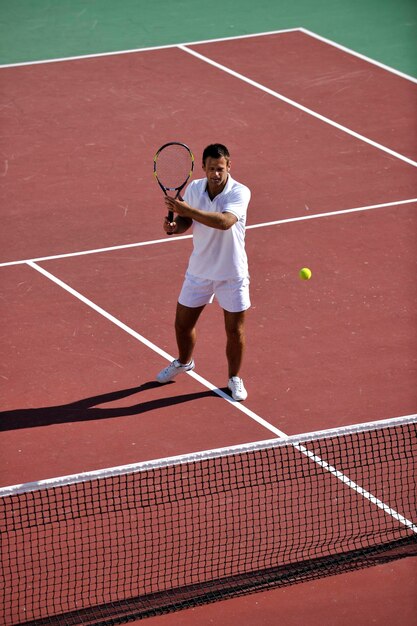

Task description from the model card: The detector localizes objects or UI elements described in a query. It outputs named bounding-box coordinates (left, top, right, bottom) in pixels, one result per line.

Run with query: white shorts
left=178, top=273, right=251, bottom=313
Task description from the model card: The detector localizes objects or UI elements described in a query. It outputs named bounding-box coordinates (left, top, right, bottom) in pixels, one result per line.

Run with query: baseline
left=1, top=27, right=415, bottom=84
left=0, top=28, right=300, bottom=69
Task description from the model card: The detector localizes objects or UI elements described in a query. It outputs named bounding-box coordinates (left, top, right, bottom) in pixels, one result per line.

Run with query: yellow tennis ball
left=299, top=267, right=312, bottom=280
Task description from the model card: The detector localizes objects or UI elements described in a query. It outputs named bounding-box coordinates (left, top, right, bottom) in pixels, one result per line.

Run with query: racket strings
left=155, top=145, right=193, bottom=189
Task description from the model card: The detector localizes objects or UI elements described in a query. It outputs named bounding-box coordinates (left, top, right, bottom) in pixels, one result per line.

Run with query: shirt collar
left=205, top=174, right=234, bottom=199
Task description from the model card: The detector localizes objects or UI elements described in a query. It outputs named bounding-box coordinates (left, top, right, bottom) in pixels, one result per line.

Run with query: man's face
left=203, top=156, right=230, bottom=197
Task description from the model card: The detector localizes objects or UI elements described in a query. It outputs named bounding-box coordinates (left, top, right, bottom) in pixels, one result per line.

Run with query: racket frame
left=153, top=142, right=194, bottom=222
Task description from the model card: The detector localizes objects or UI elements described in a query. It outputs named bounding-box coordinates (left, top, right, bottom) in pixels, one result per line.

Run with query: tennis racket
left=153, top=142, right=194, bottom=223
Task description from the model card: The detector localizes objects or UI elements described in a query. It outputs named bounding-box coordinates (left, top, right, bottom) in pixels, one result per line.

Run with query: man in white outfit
left=156, top=144, right=251, bottom=401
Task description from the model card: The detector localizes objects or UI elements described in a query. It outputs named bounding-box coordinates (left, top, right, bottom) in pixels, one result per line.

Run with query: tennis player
left=156, top=144, right=251, bottom=401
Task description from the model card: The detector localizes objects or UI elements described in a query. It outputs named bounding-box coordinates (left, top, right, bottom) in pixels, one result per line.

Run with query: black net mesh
left=1, top=418, right=416, bottom=625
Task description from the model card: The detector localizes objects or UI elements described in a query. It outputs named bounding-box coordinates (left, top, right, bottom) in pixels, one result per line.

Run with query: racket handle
left=167, top=210, right=174, bottom=236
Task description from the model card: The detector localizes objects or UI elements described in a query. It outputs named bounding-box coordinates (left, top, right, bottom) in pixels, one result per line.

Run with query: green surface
left=0, top=0, right=416, bottom=76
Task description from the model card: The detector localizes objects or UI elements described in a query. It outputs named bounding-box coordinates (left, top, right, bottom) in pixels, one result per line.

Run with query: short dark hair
left=202, top=143, right=230, bottom=165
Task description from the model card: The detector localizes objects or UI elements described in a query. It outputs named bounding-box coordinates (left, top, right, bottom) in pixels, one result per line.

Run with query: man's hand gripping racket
left=153, top=142, right=194, bottom=234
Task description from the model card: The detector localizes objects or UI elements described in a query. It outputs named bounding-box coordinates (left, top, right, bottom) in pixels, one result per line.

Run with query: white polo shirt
left=183, top=175, right=251, bottom=281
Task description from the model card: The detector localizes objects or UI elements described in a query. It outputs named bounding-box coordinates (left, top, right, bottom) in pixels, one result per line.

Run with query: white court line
left=2, top=29, right=415, bottom=532
left=27, top=260, right=288, bottom=438
left=179, top=44, right=417, bottom=169
left=0, top=233, right=192, bottom=268
left=294, top=439, right=417, bottom=534
left=0, top=27, right=300, bottom=68
left=1, top=27, right=416, bottom=84
left=2, top=414, right=416, bottom=491
left=300, top=28, right=417, bottom=84
left=1, top=197, right=416, bottom=268
left=23, top=260, right=417, bottom=532
left=247, top=197, right=417, bottom=230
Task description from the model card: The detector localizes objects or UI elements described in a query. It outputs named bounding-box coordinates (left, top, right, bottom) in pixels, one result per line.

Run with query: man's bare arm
left=164, top=196, right=237, bottom=231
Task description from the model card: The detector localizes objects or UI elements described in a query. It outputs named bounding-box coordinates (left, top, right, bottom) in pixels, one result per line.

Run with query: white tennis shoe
left=227, top=376, right=248, bottom=401
left=156, top=359, right=195, bottom=384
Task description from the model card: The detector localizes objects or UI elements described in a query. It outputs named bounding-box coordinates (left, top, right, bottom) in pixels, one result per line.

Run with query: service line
left=1, top=197, right=416, bottom=268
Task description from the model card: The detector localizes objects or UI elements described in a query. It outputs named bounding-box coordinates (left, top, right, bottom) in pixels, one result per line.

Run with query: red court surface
left=189, top=30, right=417, bottom=160
left=1, top=30, right=416, bottom=626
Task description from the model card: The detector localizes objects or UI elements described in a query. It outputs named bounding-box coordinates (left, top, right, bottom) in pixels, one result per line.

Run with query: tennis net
left=1, top=415, right=416, bottom=625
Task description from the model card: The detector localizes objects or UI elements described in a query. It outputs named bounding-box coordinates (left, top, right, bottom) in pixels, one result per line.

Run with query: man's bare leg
left=223, top=310, right=246, bottom=378
left=175, top=302, right=205, bottom=364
